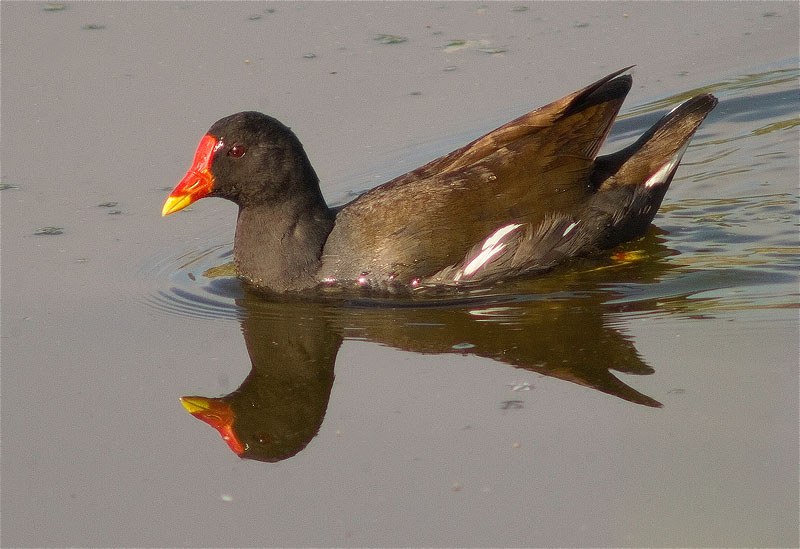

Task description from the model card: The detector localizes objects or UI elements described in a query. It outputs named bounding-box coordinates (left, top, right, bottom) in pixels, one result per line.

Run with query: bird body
left=163, top=69, right=717, bottom=293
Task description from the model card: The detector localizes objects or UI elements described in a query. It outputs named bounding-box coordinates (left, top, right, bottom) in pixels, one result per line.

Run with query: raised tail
left=591, top=94, right=718, bottom=192
left=584, top=94, right=718, bottom=249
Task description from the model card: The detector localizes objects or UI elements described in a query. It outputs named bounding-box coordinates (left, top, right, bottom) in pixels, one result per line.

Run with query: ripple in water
left=139, top=241, right=244, bottom=322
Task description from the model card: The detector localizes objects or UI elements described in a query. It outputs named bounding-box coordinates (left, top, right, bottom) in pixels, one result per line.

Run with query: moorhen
left=162, top=68, right=717, bottom=293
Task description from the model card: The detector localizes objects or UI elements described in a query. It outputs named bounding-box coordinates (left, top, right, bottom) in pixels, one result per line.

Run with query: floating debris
left=610, top=249, right=646, bottom=263
left=220, top=494, right=233, bottom=502
left=374, top=34, right=407, bottom=45
left=0, top=183, right=19, bottom=191
left=82, top=24, right=106, bottom=30
left=247, top=9, right=275, bottom=21
left=35, top=226, right=64, bottom=235
left=573, top=22, right=590, bottom=28
left=444, top=40, right=468, bottom=51
left=477, top=46, right=507, bottom=55
left=508, top=382, right=532, bottom=391
left=98, top=201, right=118, bottom=208
left=511, top=6, right=529, bottom=12
left=303, top=53, right=317, bottom=59
left=203, top=262, right=237, bottom=278
left=444, top=39, right=506, bottom=54
left=43, top=2, right=67, bottom=11
left=451, top=342, right=475, bottom=350
left=409, top=91, right=422, bottom=96
left=499, top=400, right=524, bottom=410
left=443, top=65, right=457, bottom=72
left=108, top=210, right=122, bottom=215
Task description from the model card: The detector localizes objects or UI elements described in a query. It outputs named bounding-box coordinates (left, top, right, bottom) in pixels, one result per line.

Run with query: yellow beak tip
left=161, top=195, right=192, bottom=217
left=180, top=396, right=209, bottom=414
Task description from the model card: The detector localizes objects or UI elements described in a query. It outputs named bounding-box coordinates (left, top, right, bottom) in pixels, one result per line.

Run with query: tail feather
left=592, top=94, right=718, bottom=192
left=580, top=94, right=717, bottom=250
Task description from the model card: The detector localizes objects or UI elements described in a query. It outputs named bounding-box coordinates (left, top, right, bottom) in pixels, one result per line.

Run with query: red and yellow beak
left=162, top=134, right=219, bottom=216
left=180, top=395, right=246, bottom=456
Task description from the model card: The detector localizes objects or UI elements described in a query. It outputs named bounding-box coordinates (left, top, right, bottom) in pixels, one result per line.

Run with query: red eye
left=228, top=145, right=246, bottom=158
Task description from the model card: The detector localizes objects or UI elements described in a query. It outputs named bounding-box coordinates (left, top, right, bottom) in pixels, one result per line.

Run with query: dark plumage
left=163, top=68, right=717, bottom=293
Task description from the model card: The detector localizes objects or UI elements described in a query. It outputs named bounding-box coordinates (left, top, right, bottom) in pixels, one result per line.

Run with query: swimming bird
left=162, top=68, right=717, bottom=293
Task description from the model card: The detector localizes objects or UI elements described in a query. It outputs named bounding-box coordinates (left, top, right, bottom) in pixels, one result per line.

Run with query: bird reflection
left=182, top=231, right=679, bottom=462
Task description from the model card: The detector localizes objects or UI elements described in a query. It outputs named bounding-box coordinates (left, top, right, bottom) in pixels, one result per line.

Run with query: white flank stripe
left=562, top=221, right=580, bottom=236
left=462, top=223, right=523, bottom=277
left=482, top=223, right=522, bottom=250
left=463, top=244, right=507, bottom=276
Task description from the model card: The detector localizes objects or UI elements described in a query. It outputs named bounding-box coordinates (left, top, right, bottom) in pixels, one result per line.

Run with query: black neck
left=234, top=196, right=334, bottom=292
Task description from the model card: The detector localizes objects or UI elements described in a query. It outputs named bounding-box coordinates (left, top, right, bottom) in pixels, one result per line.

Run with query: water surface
left=1, top=2, right=797, bottom=547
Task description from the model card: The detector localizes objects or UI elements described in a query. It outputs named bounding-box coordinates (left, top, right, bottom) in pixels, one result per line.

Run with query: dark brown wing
left=320, top=69, right=634, bottom=284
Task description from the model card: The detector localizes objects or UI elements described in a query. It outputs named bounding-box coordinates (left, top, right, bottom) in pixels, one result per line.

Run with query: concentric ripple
left=139, top=240, right=245, bottom=322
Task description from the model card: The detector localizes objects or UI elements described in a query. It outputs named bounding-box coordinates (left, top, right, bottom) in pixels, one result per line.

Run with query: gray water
left=2, top=2, right=798, bottom=547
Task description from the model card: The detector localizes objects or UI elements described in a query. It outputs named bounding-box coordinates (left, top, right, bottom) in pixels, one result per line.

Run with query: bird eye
left=228, top=145, right=247, bottom=158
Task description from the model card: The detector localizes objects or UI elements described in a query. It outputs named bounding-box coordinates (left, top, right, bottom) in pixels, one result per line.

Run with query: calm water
left=2, top=2, right=798, bottom=547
